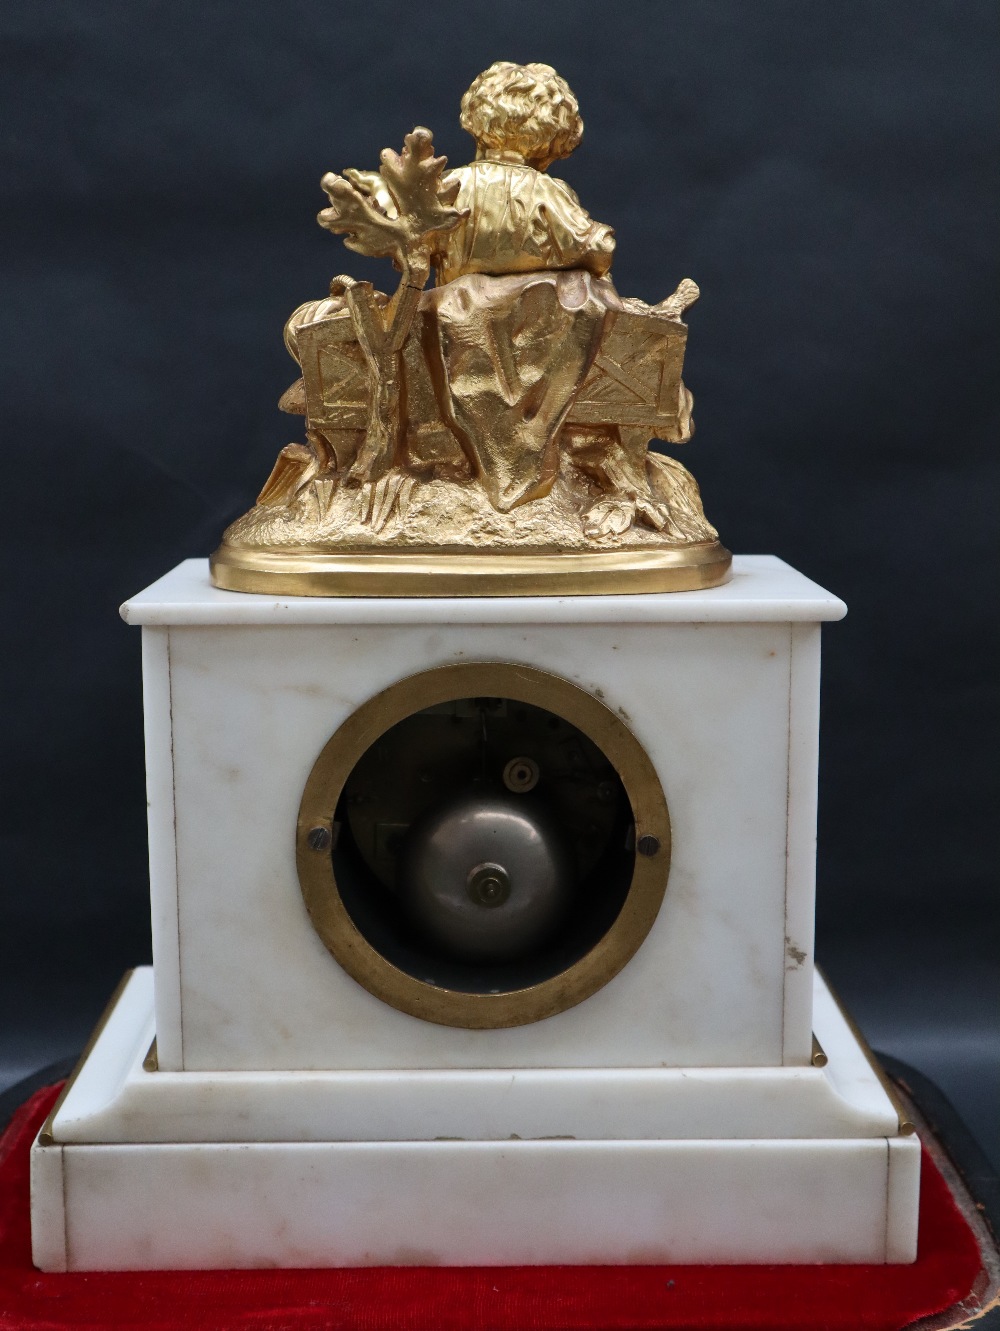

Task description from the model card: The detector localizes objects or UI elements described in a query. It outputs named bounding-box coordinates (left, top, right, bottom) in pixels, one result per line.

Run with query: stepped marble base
left=30, top=969, right=920, bottom=1271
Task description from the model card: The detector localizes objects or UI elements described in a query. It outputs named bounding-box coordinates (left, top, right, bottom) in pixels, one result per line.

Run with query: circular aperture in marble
left=295, top=663, right=671, bottom=1028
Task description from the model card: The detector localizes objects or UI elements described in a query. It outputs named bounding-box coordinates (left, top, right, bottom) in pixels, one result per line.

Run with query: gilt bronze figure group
left=211, top=61, right=729, bottom=594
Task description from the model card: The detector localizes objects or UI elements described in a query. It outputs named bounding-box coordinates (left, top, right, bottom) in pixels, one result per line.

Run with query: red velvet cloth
left=0, top=1083, right=984, bottom=1331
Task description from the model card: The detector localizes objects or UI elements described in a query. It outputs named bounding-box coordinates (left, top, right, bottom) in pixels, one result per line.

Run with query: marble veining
left=162, top=616, right=798, bottom=1070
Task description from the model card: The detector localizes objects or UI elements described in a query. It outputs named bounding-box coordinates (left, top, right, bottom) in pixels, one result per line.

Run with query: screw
left=503, top=755, right=540, bottom=793
left=307, top=825, right=332, bottom=851
left=637, top=834, right=660, bottom=857
left=467, top=862, right=511, bottom=908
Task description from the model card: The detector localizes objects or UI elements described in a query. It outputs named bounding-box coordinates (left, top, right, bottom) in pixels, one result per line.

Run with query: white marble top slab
left=121, top=556, right=847, bottom=626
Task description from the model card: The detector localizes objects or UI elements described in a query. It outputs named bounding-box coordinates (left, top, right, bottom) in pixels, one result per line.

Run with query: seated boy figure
left=424, top=61, right=620, bottom=513
left=285, top=62, right=622, bottom=514
left=439, top=61, right=615, bottom=285
left=284, top=61, right=713, bottom=541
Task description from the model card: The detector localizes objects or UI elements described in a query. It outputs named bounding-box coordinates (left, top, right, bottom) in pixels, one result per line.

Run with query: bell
left=399, top=791, right=572, bottom=963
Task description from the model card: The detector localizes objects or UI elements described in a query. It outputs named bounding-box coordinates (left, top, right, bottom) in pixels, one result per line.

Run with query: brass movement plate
left=211, top=541, right=731, bottom=598
left=296, top=663, right=671, bottom=1028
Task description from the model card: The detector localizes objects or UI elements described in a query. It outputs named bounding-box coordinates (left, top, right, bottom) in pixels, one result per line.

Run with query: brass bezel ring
left=296, top=662, right=671, bottom=1029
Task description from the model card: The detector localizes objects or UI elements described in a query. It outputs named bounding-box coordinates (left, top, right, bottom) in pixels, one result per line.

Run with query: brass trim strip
left=37, top=969, right=136, bottom=1147
left=142, top=1037, right=158, bottom=1073
left=817, top=966, right=916, bottom=1136
left=811, top=1034, right=828, bottom=1068
left=209, top=541, right=732, bottom=598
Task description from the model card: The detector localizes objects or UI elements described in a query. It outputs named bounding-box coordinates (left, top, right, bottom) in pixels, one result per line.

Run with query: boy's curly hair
left=460, top=62, right=583, bottom=170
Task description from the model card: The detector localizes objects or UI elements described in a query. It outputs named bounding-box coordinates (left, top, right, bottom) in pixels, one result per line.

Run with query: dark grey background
left=2, top=2, right=997, bottom=1163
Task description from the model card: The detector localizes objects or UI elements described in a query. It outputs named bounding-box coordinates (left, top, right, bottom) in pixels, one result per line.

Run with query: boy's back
left=439, top=158, right=615, bottom=284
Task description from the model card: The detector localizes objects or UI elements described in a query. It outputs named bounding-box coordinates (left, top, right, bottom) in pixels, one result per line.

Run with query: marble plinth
left=32, top=554, right=924, bottom=1271
left=31, top=967, right=919, bottom=1271
left=119, top=556, right=845, bottom=1074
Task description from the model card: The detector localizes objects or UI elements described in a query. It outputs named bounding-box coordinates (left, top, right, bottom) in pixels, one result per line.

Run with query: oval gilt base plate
left=209, top=541, right=733, bottom=597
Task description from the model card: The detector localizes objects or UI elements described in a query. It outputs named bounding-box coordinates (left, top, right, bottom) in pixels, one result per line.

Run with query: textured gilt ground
left=224, top=470, right=707, bottom=554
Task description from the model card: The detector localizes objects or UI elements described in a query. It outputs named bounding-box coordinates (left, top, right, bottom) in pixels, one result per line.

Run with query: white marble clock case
left=30, top=556, right=921, bottom=1269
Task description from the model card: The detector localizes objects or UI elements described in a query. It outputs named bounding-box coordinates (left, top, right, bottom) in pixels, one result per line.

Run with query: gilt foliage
left=319, top=127, right=465, bottom=271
